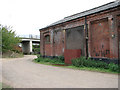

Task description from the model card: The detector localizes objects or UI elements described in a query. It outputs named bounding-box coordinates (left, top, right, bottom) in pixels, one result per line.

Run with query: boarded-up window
left=65, top=25, right=84, bottom=55
left=45, top=35, right=50, bottom=43
left=53, top=31, right=64, bottom=56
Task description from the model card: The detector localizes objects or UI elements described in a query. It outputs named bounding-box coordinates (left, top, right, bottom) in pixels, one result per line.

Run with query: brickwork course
left=39, top=1, right=120, bottom=64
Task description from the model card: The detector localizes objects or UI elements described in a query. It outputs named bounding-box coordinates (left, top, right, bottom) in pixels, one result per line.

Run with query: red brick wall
left=40, top=7, right=120, bottom=61
left=87, top=8, right=120, bottom=59
left=54, top=43, right=63, bottom=56
left=45, top=44, right=51, bottom=56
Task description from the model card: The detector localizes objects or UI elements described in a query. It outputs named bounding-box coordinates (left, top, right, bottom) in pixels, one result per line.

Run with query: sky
left=0, top=0, right=115, bottom=36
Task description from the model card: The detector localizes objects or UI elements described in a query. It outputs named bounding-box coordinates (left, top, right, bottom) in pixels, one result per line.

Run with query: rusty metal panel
left=64, top=49, right=81, bottom=64
left=90, top=18, right=110, bottom=58
left=65, top=26, right=84, bottom=55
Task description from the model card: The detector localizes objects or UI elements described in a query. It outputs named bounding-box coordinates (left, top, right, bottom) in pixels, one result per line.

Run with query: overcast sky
left=0, top=0, right=115, bottom=36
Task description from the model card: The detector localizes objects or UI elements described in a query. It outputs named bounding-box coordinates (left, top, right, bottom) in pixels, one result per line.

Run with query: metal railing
left=18, top=34, right=40, bottom=39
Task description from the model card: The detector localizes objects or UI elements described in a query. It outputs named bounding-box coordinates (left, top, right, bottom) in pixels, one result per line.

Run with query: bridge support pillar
left=22, top=41, right=30, bottom=54
left=30, top=40, right=32, bottom=54
left=21, top=38, right=40, bottom=54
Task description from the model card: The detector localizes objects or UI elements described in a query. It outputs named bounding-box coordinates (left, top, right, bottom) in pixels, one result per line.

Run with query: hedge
left=71, top=57, right=120, bottom=72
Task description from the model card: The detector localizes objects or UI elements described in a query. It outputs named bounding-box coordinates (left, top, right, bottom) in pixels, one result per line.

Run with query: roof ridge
left=40, top=0, right=120, bottom=31
left=64, top=1, right=116, bottom=19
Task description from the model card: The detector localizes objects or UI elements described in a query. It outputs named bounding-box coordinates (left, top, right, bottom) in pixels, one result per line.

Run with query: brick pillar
left=108, top=16, right=118, bottom=59
left=84, top=17, right=88, bottom=57
left=87, top=21, right=91, bottom=57
left=84, top=21, right=87, bottom=57
left=63, top=30, right=66, bottom=52
left=51, top=30, right=54, bottom=56
left=63, top=30, right=66, bottom=50
left=40, top=32, right=44, bottom=56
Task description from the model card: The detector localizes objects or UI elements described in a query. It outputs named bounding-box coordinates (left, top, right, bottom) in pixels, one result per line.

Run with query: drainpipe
left=85, top=16, right=88, bottom=58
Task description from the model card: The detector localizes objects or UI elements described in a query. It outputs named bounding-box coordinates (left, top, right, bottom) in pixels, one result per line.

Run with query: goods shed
left=39, top=0, right=120, bottom=64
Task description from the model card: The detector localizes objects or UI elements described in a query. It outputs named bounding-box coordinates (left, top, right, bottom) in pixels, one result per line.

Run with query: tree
left=0, top=24, right=2, bottom=54
left=0, top=25, right=20, bottom=53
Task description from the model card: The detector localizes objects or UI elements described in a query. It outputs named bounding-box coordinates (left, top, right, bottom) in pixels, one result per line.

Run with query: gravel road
left=1, top=55, right=118, bottom=88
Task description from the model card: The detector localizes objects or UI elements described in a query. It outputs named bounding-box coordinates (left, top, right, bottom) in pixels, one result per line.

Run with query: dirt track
left=1, top=55, right=118, bottom=88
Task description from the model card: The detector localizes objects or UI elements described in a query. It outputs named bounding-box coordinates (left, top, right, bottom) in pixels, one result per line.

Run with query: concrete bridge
left=20, top=38, right=40, bottom=54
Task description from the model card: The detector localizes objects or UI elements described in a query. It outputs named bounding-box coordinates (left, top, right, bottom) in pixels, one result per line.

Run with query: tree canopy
left=0, top=25, right=20, bottom=52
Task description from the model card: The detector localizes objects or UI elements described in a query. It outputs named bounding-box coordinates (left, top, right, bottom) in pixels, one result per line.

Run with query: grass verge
left=0, top=82, right=12, bottom=89
left=34, top=56, right=119, bottom=74
left=0, top=82, right=2, bottom=89
left=34, top=60, right=118, bottom=74
left=66, top=66, right=118, bottom=74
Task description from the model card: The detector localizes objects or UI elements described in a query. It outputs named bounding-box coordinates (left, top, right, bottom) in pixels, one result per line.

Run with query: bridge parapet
left=19, top=34, right=40, bottom=39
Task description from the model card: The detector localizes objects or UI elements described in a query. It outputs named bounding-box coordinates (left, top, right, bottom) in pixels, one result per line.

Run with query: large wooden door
left=90, top=18, right=110, bottom=58
left=117, top=16, right=120, bottom=59
left=53, top=31, right=64, bottom=56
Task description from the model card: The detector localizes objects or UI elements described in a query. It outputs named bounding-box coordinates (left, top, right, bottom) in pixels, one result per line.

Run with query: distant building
left=39, top=1, right=120, bottom=64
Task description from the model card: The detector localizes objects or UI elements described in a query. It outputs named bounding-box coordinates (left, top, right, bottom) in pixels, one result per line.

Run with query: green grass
left=0, top=82, right=12, bottom=89
left=0, top=82, right=2, bottom=89
left=34, top=56, right=119, bottom=74
left=34, top=56, right=64, bottom=65
left=71, top=57, right=120, bottom=73
left=65, top=66, right=118, bottom=74
left=34, top=60, right=51, bottom=65
left=34, top=60, right=118, bottom=74
left=2, top=83, right=12, bottom=88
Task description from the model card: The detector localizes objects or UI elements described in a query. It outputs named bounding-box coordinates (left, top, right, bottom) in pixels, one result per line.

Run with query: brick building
left=39, top=1, right=120, bottom=64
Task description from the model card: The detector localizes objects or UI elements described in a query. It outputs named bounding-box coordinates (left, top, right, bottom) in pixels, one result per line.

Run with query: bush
left=72, top=57, right=86, bottom=67
left=1, top=25, right=20, bottom=53
left=109, top=63, right=119, bottom=72
left=32, top=45, right=40, bottom=54
left=34, top=56, right=65, bottom=64
left=37, top=54, right=42, bottom=58
left=72, top=57, right=119, bottom=72
left=58, top=56, right=64, bottom=62
left=96, top=61, right=109, bottom=69
left=37, top=59, right=40, bottom=62
left=34, top=58, right=40, bottom=62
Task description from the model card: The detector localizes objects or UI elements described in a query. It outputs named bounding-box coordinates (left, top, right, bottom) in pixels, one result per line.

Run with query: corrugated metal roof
left=40, top=1, right=120, bottom=30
